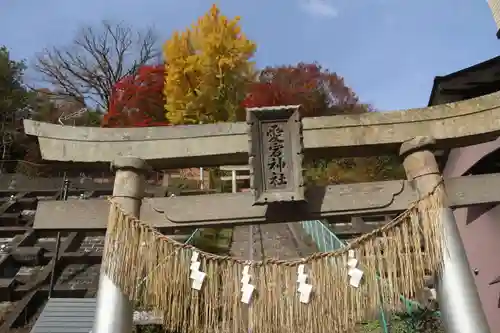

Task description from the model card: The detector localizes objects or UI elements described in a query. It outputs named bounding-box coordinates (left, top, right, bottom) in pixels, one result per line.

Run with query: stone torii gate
left=23, top=94, right=500, bottom=333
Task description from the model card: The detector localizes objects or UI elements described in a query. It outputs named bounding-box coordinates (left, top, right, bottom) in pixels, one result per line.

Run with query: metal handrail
left=300, top=219, right=440, bottom=332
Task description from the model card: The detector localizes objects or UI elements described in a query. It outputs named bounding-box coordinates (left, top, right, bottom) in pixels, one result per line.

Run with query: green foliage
left=191, top=228, right=233, bottom=254
left=0, top=46, right=31, bottom=172
left=0, top=46, right=29, bottom=122
left=132, top=325, right=163, bottom=333
left=305, top=155, right=405, bottom=186
left=359, top=308, right=443, bottom=333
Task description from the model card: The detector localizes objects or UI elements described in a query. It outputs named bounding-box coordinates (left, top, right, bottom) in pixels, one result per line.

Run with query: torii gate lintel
left=22, top=91, right=500, bottom=168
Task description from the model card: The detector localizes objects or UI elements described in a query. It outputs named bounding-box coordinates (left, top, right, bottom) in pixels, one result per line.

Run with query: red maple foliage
left=102, top=64, right=169, bottom=128
left=242, top=63, right=371, bottom=117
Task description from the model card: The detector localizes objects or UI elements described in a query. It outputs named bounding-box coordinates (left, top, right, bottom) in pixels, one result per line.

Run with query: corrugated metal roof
left=30, top=298, right=163, bottom=333
left=30, top=298, right=96, bottom=333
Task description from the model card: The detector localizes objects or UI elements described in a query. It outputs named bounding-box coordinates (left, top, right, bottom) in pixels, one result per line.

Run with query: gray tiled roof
left=30, top=298, right=162, bottom=333
left=30, top=298, right=96, bottom=333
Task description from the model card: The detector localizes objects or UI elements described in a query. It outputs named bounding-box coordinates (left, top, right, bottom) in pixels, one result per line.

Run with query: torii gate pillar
left=400, top=137, right=490, bottom=333
left=92, top=157, right=149, bottom=333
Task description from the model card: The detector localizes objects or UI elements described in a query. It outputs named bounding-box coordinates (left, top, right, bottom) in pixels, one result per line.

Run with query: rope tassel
left=102, top=186, right=444, bottom=333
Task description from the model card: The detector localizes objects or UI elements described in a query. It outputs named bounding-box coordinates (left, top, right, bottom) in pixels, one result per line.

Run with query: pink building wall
left=443, top=138, right=500, bottom=332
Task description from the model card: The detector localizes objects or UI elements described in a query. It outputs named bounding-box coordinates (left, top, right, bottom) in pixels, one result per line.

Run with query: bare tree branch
left=33, top=21, right=160, bottom=110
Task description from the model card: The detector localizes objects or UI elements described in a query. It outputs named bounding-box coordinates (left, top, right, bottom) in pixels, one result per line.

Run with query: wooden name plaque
left=247, top=106, right=305, bottom=205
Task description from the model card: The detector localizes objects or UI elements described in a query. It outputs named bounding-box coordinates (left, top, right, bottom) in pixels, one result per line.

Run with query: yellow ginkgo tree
left=163, top=4, right=256, bottom=124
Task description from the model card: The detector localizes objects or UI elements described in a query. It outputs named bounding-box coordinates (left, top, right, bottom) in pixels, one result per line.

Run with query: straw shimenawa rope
left=101, top=184, right=445, bottom=333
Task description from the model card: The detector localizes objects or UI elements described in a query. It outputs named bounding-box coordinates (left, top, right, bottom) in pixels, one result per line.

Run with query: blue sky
left=1, top=0, right=499, bottom=111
